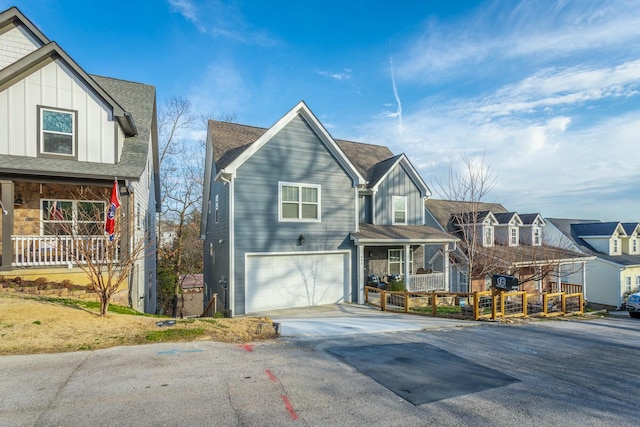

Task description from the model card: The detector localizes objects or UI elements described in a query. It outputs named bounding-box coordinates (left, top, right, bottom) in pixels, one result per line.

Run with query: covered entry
left=245, top=251, right=349, bottom=313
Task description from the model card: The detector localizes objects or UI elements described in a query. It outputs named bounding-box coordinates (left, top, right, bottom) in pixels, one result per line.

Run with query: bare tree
left=433, top=152, right=497, bottom=287
left=157, top=96, right=235, bottom=315
left=50, top=189, right=148, bottom=316
left=433, top=153, right=584, bottom=291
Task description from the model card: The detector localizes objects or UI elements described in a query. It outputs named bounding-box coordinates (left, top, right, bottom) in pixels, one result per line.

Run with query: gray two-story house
left=201, top=101, right=456, bottom=316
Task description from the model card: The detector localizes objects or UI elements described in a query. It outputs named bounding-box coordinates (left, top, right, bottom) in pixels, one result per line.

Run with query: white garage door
left=245, top=252, right=348, bottom=313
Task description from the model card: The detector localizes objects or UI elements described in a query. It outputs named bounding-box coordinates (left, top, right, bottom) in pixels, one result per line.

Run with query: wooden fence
left=364, top=286, right=584, bottom=320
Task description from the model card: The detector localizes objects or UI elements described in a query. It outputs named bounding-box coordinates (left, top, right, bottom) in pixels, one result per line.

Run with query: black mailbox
left=492, top=274, right=519, bottom=290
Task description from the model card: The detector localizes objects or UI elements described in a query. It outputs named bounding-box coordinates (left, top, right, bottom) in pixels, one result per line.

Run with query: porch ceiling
left=351, top=223, right=458, bottom=245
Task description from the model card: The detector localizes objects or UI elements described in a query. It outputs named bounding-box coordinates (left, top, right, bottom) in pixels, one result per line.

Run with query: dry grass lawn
left=0, top=292, right=276, bottom=355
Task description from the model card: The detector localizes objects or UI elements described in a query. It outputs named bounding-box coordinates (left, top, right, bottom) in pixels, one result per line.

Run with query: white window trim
left=509, top=226, right=519, bottom=246
left=533, top=227, right=541, bottom=246
left=41, top=199, right=106, bottom=236
left=392, top=195, right=407, bottom=225
left=214, top=194, right=219, bottom=224
left=387, top=248, right=413, bottom=277
left=278, top=181, right=321, bottom=222
left=39, top=106, right=77, bottom=158
left=484, top=225, right=494, bottom=247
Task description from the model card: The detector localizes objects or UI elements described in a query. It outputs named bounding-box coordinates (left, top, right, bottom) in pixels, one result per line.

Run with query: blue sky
left=7, top=0, right=640, bottom=222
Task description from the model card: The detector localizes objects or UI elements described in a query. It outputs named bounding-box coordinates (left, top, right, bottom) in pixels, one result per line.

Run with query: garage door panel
left=246, top=252, right=347, bottom=313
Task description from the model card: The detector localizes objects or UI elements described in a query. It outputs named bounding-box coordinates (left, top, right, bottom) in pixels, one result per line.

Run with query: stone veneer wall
left=364, top=245, right=425, bottom=279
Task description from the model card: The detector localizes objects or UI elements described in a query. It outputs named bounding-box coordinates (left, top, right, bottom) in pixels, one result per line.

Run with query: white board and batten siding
left=245, top=251, right=349, bottom=314
left=0, top=59, right=120, bottom=163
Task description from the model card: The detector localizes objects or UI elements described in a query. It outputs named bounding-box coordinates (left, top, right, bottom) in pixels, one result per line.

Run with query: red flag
left=105, top=179, right=120, bottom=240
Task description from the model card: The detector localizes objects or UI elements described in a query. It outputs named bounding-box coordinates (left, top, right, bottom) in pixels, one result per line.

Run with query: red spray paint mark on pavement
left=281, top=395, right=298, bottom=420
left=237, top=343, right=254, bottom=352
left=265, top=369, right=278, bottom=383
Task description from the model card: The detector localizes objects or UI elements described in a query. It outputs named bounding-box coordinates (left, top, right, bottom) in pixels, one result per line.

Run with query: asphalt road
left=1, top=315, right=638, bottom=427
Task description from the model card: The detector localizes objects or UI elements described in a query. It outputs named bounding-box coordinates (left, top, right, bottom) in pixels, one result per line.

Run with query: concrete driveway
left=256, top=303, right=477, bottom=337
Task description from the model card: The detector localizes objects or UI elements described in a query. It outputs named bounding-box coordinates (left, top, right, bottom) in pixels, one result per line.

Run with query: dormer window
left=613, top=239, right=619, bottom=254
left=633, top=238, right=638, bottom=253
left=484, top=225, right=493, bottom=247
left=533, top=227, right=541, bottom=246
left=510, top=227, right=518, bottom=246
left=39, top=106, right=77, bottom=158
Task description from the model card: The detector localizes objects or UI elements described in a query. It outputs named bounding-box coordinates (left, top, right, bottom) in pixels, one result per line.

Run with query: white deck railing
left=407, top=272, right=446, bottom=292
left=11, top=235, right=118, bottom=267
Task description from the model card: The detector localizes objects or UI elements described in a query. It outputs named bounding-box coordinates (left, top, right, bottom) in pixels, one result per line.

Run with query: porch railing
left=548, top=282, right=583, bottom=295
left=11, top=235, right=119, bottom=267
left=408, top=272, right=445, bottom=292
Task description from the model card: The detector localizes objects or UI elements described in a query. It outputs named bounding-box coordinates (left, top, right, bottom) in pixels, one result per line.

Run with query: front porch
left=1, top=180, right=124, bottom=271
left=351, top=223, right=459, bottom=302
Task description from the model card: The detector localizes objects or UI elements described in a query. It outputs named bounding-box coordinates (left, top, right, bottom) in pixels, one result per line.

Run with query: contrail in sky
left=390, top=57, right=404, bottom=140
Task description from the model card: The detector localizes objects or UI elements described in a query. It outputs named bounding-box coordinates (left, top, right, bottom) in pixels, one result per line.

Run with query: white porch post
left=582, top=261, right=587, bottom=297
left=357, top=244, right=364, bottom=304
left=443, top=243, right=450, bottom=292
left=1, top=181, right=14, bottom=270
left=404, top=244, right=411, bottom=286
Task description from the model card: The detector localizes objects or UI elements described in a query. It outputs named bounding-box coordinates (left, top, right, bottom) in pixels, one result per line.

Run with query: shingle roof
left=519, top=213, right=543, bottom=225
left=621, top=223, right=640, bottom=236
left=572, top=222, right=623, bottom=237
left=546, top=218, right=640, bottom=267
left=425, top=199, right=508, bottom=231
left=493, top=212, right=519, bottom=225
left=335, top=139, right=395, bottom=182
left=351, top=223, right=457, bottom=243
left=208, top=120, right=397, bottom=186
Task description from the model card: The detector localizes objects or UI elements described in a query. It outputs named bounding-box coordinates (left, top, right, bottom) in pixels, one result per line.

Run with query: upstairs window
left=633, top=238, right=638, bottom=253
left=533, top=227, right=541, bottom=246
left=484, top=226, right=494, bottom=247
left=510, top=227, right=518, bottom=246
left=279, top=182, right=320, bottom=221
left=613, top=239, right=619, bottom=254
left=392, top=196, right=407, bottom=225
left=39, top=107, right=76, bottom=157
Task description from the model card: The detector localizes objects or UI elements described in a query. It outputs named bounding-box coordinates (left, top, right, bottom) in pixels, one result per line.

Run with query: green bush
left=387, top=280, right=406, bottom=292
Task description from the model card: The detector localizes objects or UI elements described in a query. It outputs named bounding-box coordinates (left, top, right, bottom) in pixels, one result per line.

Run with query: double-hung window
left=484, top=226, right=494, bottom=247
left=533, top=227, right=541, bottom=246
left=39, top=107, right=77, bottom=157
left=388, top=248, right=413, bottom=276
left=42, top=200, right=105, bottom=236
left=510, top=227, right=518, bottom=246
left=279, top=182, right=320, bottom=221
left=392, top=196, right=407, bottom=225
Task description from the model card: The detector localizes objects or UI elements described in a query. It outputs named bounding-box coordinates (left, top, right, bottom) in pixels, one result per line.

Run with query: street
left=1, top=315, right=638, bottom=426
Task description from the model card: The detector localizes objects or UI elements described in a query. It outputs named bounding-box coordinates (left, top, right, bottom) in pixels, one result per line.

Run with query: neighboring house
left=0, top=7, right=160, bottom=313
left=546, top=219, right=640, bottom=308
left=201, top=101, right=457, bottom=316
left=425, top=200, right=592, bottom=294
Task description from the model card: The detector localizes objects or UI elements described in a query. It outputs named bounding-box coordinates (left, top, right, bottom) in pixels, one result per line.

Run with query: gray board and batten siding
left=229, top=115, right=358, bottom=315
left=373, top=162, right=424, bottom=226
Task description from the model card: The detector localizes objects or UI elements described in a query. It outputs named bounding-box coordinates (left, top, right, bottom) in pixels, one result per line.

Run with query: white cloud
left=317, top=69, right=352, bottom=81
left=167, top=0, right=278, bottom=46
left=396, top=0, right=640, bottom=83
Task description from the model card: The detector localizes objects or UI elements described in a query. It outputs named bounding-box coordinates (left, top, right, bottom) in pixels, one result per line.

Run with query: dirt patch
left=0, top=293, right=275, bottom=355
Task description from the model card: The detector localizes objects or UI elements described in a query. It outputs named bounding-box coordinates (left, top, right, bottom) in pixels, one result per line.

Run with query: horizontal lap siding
left=375, top=163, right=423, bottom=225
left=233, top=116, right=356, bottom=314
left=204, top=181, right=230, bottom=308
